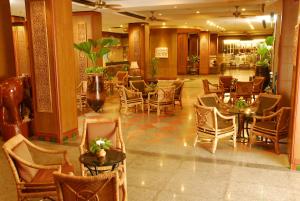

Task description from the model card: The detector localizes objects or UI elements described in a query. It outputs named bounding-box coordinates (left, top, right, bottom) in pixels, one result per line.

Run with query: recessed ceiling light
left=173, top=5, right=177, bottom=8
left=196, top=11, right=200, bottom=14
left=158, top=13, right=162, bottom=16
left=120, top=24, right=123, bottom=28
left=162, top=22, right=166, bottom=26
left=185, top=22, right=188, bottom=25
left=241, top=8, right=246, bottom=11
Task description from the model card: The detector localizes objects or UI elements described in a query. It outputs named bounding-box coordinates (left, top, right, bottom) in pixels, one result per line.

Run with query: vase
left=97, top=149, right=106, bottom=158
left=86, top=73, right=106, bottom=112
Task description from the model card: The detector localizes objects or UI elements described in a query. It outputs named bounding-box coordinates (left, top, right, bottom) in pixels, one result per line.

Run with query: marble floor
left=1, top=69, right=300, bottom=201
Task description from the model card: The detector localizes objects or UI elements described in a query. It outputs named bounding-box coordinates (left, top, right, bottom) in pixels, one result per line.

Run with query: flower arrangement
left=89, top=138, right=112, bottom=156
left=235, top=97, right=248, bottom=109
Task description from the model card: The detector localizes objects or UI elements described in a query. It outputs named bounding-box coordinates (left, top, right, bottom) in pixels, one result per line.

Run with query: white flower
left=96, top=139, right=105, bottom=146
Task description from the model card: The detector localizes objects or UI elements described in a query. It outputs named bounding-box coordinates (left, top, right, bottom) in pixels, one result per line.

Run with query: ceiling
left=9, top=0, right=281, bottom=35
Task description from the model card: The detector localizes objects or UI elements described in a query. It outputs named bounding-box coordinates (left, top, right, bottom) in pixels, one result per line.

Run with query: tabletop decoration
left=89, top=138, right=112, bottom=158
left=235, top=97, right=248, bottom=110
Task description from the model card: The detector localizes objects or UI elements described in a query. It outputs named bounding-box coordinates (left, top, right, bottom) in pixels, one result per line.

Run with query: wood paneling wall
left=189, top=34, right=199, bottom=56
left=128, top=23, right=149, bottom=78
left=210, top=33, right=218, bottom=55
left=177, top=33, right=188, bottom=75
left=150, top=29, right=177, bottom=79
left=72, top=12, right=102, bottom=86
left=199, top=31, right=210, bottom=75
left=0, top=0, right=16, bottom=81
left=26, top=0, right=77, bottom=143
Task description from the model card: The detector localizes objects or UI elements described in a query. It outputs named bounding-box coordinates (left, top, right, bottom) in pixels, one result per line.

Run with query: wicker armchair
left=148, top=86, right=175, bottom=116
left=129, top=80, right=152, bottom=98
left=54, top=171, right=119, bottom=201
left=171, top=80, right=184, bottom=108
left=197, top=93, right=229, bottom=112
left=76, top=80, right=87, bottom=111
left=117, top=85, right=144, bottom=114
left=2, top=134, right=73, bottom=201
left=80, top=117, right=127, bottom=201
left=219, top=75, right=233, bottom=94
left=202, top=79, right=223, bottom=98
left=230, top=81, right=253, bottom=104
left=250, top=93, right=281, bottom=116
left=194, top=104, right=237, bottom=153
left=115, top=71, right=128, bottom=87
left=250, top=107, right=291, bottom=154
left=252, top=76, right=265, bottom=99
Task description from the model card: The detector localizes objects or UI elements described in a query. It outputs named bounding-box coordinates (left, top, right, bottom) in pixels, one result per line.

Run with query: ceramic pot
left=86, top=73, right=106, bottom=112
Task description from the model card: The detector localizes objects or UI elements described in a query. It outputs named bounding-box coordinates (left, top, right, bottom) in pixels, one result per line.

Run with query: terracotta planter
left=255, top=65, right=270, bottom=90
left=86, top=74, right=106, bottom=112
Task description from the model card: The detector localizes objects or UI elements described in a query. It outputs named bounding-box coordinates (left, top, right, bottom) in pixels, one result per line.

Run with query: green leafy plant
left=150, top=57, right=159, bottom=78
left=256, top=36, right=274, bottom=68
left=89, top=138, right=112, bottom=154
left=189, top=55, right=200, bottom=64
left=122, top=64, right=130, bottom=71
left=74, top=38, right=120, bottom=74
left=235, top=97, right=248, bottom=109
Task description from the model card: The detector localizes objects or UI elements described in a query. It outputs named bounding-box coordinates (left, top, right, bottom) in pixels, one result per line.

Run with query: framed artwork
left=155, top=47, right=168, bottom=58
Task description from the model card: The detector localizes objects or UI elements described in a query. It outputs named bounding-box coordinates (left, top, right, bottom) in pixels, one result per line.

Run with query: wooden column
left=25, top=0, right=78, bottom=143
left=277, top=0, right=299, bottom=106
left=177, top=33, right=188, bottom=75
left=128, top=23, right=149, bottom=78
left=199, top=31, right=210, bottom=75
left=0, top=0, right=16, bottom=81
left=72, top=12, right=102, bottom=86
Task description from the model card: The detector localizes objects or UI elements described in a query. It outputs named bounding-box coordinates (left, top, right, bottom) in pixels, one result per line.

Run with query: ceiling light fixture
left=162, top=22, right=166, bottom=26
left=196, top=11, right=200, bottom=14
left=241, top=8, right=246, bottom=11
left=173, top=5, right=177, bottom=8
left=158, top=13, right=162, bottom=16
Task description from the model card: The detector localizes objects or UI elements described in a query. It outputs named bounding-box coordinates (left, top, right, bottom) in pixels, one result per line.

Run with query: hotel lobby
left=1, top=0, right=300, bottom=200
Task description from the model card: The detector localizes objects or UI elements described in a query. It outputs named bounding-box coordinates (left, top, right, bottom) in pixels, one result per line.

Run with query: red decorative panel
left=30, top=0, right=52, bottom=112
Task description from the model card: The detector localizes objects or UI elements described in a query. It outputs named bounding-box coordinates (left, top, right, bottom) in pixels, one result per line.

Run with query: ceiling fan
left=232, top=4, right=265, bottom=18
left=73, top=0, right=122, bottom=10
left=147, top=11, right=166, bottom=22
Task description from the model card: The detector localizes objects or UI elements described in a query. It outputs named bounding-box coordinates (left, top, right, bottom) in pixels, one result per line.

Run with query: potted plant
left=89, top=138, right=112, bottom=158
left=74, top=38, right=119, bottom=112
left=255, top=36, right=274, bottom=89
left=148, top=57, right=159, bottom=84
left=235, top=97, right=248, bottom=110
left=188, top=55, right=200, bottom=74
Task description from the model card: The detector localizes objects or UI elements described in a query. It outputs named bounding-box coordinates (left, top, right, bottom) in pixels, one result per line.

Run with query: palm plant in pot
left=189, top=55, right=200, bottom=74
left=74, top=38, right=119, bottom=112
left=149, top=57, right=159, bottom=85
left=256, top=36, right=274, bottom=89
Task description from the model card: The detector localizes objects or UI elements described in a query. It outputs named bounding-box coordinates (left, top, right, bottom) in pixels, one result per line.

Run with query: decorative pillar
left=73, top=11, right=102, bottom=85
left=128, top=23, right=150, bottom=78
left=25, top=0, right=78, bottom=143
left=277, top=0, right=299, bottom=106
left=199, top=31, right=210, bottom=75
left=0, top=0, right=16, bottom=80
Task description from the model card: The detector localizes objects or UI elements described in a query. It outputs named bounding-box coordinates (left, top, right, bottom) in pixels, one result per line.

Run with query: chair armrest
left=254, top=110, right=280, bottom=121
left=215, top=109, right=235, bottom=120
left=148, top=91, right=157, bottom=100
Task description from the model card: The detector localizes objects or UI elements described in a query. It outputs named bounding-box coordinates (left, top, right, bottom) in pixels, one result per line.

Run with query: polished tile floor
left=1, top=69, right=300, bottom=201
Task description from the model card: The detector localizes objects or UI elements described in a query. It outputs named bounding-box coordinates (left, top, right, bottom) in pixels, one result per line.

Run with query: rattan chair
left=202, top=79, right=223, bottom=99
left=219, top=75, right=233, bottom=93
left=115, top=71, right=128, bottom=87
left=53, top=171, right=119, bottom=201
left=2, top=134, right=73, bottom=201
left=80, top=117, right=127, bottom=201
left=197, top=93, right=229, bottom=112
left=76, top=80, right=87, bottom=111
left=252, top=76, right=265, bottom=99
left=116, top=85, right=144, bottom=114
left=250, top=107, right=291, bottom=154
left=129, top=80, right=151, bottom=98
left=250, top=93, right=281, bottom=116
left=194, top=104, right=237, bottom=154
left=230, top=81, right=254, bottom=104
left=172, top=80, right=184, bottom=108
left=148, top=86, right=175, bottom=116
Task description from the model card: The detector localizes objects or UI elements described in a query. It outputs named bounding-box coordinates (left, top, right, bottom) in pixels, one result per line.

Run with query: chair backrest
left=194, top=104, right=216, bottom=131
left=172, top=80, right=184, bottom=99
left=276, top=107, right=291, bottom=132
left=129, top=80, right=146, bottom=93
left=219, top=76, right=233, bottom=89
left=197, top=93, right=219, bottom=108
left=54, top=171, right=119, bottom=201
left=253, top=76, right=265, bottom=93
left=116, top=71, right=128, bottom=82
left=202, top=79, right=210, bottom=94
left=235, top=81, right=253, bottom=95
left=256, top=93, right=281, bottom=116
left=157, top=87, right=175, bottom=103
left=2, top=134, right=38, bottom=183
left=80, top=117, right=125, bottom=155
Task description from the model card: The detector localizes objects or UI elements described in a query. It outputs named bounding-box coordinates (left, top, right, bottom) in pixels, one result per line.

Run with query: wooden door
left=177, top=33, right=188, bottom=75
